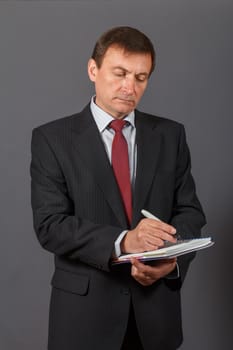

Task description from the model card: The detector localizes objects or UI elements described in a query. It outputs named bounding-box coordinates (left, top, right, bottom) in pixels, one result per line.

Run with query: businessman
left=31, top=26, right=206, bottom=350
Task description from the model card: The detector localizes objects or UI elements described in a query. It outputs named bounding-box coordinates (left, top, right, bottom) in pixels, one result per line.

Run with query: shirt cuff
left=114, top=230, right=128, bottom=257
left=166, top=262, right=180, bottom=279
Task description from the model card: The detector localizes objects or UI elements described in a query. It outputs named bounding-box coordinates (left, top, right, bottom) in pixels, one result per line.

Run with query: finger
left=143, top=239, right=163, bottom=251
left=135, top=276, right=155, bottom=286
left=145, top=234, right=176, bottom=247
left=156, top=257, right=177, bottom=265
left=149, top=258, right=176, bottom=269
left=131, top=265, right=155, bottom=286
left=130, top=257, right=147, bottom=271
left=139, top=235, right=175, bottom=251
left=131, top=264, right=148, bottom=279
left=147, top=229, right=177, bottom=242
left=131, top=258, right=154, bottom=275
left=144, top=219, right=176, bottom=235
left=131, top=265, right=146, bottom=280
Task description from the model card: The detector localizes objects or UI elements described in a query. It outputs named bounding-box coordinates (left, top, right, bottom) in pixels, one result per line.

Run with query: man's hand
left=121, top=218, right=177, bottom=253
left=131, top=258, right=177, bottom=286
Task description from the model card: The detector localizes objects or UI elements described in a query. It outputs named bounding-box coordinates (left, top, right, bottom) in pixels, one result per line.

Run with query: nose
left=121, top=76, right=135, bottom=95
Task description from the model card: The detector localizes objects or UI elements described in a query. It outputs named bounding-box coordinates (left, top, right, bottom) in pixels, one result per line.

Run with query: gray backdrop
left=1, top=1, right=232, bottom=349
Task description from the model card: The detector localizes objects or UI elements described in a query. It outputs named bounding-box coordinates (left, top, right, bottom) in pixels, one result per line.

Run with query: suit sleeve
left=169, top=125, right=206, bottom=283
left=30, top=127, right=121, bottom=272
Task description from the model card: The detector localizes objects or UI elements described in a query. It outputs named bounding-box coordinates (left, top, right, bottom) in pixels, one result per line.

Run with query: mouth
left=115, top=97, right=135, bottom=105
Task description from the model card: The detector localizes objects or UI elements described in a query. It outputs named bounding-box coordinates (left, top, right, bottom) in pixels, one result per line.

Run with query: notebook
left=112, top=237, right=214, bottom=265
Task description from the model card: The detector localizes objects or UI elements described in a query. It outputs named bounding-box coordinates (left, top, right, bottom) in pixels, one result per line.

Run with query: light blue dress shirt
left=90, top=97, right=136, bottom=257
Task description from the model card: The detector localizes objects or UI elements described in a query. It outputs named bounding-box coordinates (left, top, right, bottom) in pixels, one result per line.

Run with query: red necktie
left=110, top=119, right=132, bottom=224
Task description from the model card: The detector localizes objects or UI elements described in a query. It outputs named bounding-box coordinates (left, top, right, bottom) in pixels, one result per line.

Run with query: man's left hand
left=130, top=257, right=177, bottom=286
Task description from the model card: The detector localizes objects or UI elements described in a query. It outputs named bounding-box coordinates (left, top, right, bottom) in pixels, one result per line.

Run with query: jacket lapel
left=132, top=111, right=162, bottom=226
left=71, top=105, right=128, bottom=227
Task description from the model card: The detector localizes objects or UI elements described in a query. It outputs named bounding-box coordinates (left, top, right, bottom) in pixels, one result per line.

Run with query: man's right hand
left=121, top=218, right=177, bottom=253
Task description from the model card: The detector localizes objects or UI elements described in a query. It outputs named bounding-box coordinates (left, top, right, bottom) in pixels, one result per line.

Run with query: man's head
left=88, top=26, right=155, bottom=119
left=91, top=26, right=155, bottom=76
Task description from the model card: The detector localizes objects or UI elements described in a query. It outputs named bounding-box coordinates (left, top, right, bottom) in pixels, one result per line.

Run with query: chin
left=116, top=105, right=134, bottom=114
left=116, top=109, right=132, bottom=117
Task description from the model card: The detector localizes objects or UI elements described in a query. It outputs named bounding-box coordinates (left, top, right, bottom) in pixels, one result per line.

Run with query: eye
left=135, top=74, right=148, bottom=82
left=115, top=73, right=125, bottom=77
left=114, top=70, right=126, bottom=77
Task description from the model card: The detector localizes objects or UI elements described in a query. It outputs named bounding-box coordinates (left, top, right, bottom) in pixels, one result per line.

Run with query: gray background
left=0, top=0, right=232, bottom=349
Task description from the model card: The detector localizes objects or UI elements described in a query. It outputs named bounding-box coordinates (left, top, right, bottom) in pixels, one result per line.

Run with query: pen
left=141, top=209, right=161, bottom=221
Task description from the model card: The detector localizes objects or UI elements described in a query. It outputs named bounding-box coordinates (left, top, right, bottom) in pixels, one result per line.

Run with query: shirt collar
left=90, top=96, right=135, bottom=133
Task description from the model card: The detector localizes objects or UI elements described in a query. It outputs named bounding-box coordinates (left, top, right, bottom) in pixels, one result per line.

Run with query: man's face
left=88, top=46, right=152, bottom=119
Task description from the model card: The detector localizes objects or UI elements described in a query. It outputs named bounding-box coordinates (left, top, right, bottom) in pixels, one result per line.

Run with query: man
left=31, top=26, right=206, bottom=350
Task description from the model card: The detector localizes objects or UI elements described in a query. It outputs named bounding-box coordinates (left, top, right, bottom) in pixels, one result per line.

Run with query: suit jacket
left=31, top=104, right=206, bottom=350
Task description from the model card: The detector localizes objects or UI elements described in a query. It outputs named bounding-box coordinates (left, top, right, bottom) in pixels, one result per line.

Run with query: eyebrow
left=113, top=66, right=149, bottom=77
left=113, top=66, right=129, bottom=72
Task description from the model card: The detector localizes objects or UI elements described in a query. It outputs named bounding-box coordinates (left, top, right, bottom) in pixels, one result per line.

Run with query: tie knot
left=110, top=119, right=127, bottom=132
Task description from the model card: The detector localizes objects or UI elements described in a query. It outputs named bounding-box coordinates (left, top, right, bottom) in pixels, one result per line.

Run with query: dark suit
left=31, top=104, right=206, bottom=350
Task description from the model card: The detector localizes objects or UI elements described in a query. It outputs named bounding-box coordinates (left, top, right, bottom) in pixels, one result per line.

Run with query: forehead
left=101, top=45, right=152, bottom=72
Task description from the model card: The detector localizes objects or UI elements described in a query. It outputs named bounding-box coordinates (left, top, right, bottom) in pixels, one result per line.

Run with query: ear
left=87, top=58, right=98, bottom=82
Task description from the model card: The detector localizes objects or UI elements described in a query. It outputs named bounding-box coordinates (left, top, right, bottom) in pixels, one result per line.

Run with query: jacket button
left=120, top=288, right=130, bottom=295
